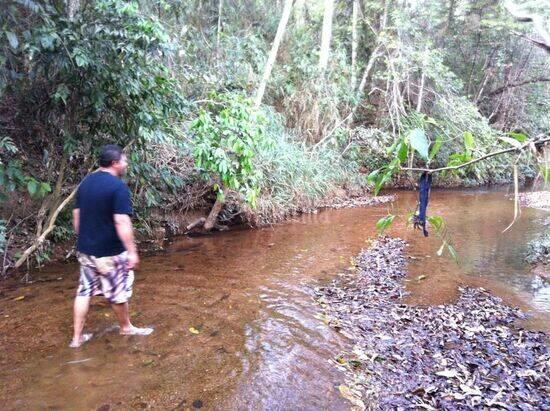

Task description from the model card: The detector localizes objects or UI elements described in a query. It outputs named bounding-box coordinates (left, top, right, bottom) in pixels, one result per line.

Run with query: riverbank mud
left=315, top=237, right=549, bottom=410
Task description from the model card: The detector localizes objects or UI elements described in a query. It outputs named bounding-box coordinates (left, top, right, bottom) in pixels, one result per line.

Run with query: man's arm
left=114, top=214, right=139, bottom=269
left=73, top=209, right=80, bottom=234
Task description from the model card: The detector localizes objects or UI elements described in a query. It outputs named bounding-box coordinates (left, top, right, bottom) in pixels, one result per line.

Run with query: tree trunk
left=13, top=185, right=79, bottom=270
left=505, top=1, right=550, bottom=54
left=488, top=77, right=550, bottom=97
left=350, top=0, right=359, bottom=90
left=348, top=0, right=390, bottom=124
left=67, top=0, right=80, bottom=20
left=318, top=0, right=335, bottom=73
left=416, top=70, right=425, bottom=112
left=254, top=0, right=294, bottom=108
left=216, top=0, right=223, bottom=58
left=294, top=0, right=305, bottom=27
left=445, top=0, right=456, bottom=33
left=203, top=197, right=224, bottom=231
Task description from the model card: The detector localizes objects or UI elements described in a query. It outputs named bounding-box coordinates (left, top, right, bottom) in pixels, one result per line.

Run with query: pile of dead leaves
left=315, top=237, right=549, bottom=410
left=321, top=195, right=396, bottom=210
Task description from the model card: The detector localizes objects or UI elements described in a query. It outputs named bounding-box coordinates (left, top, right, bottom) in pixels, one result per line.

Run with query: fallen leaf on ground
left=435, top=369, right=459, bottom=378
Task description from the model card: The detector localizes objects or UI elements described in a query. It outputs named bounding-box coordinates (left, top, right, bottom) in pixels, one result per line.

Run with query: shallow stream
left=0, top=189, right=547, bottom=409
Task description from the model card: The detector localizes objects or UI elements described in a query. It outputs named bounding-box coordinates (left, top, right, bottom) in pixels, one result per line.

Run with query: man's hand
left=73, top=209, right=80, bottom=234
left=127, top=251, right=140, bottom=269
left=114, top=213, right=139, bottom=269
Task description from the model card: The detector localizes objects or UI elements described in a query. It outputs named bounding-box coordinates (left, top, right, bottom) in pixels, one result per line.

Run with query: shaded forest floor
left=315, top=237, right=549, bottom=410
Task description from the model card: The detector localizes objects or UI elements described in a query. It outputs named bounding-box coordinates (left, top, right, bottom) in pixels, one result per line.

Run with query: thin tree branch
left=401, top=137, right=550, bottom=174
left=488, top=77, right=550, bottom=96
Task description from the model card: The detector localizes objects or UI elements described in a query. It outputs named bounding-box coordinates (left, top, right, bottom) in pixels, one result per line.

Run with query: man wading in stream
left=70, top=144, right=153, bottom=348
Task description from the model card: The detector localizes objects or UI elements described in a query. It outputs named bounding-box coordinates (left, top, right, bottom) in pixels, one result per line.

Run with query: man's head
left=99, top=144, right=128, bottom=176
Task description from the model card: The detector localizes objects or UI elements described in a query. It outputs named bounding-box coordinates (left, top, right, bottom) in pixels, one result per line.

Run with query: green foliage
left=0, top=137, right=50, bottom=200
left=367, top=158, right=400, bottom=196
left=191, top=93, right=271, bottom=207
left=376, top=214, right=395, bottom=234
left=253, top=109, right=359, bottom=224
left=1, top=0, right=184, bottom=160
left=408, top=129, right=429, bottom=160
left=463, top=132, right=475, bottom=153
left=429, top=136, right=444, bottom=161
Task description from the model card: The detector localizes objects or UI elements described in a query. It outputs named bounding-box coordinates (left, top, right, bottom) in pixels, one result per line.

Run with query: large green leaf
left=463, top=131, right=474, bottom=151
left=408, top=128, right=429, bottom=160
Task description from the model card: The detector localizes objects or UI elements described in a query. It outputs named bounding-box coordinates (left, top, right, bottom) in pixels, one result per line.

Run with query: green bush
left=191, top=92, right=271, bottom=207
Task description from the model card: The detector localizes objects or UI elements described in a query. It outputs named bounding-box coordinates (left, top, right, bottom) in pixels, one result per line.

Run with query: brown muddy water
left=0, top=189, right=548, bottom=410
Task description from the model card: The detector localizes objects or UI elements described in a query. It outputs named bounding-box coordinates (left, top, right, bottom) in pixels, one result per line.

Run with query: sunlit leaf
left=366, top=169, right=380, bottom=184
left=408, top=128, right=429, bottom=160
left=508, top=132, right=527, bottom=142
left=499, top=136, right=522, bottom=148
left=427, top=215, right=444, bottom=232
left=376, top=214, right=395, bottom=234
left=397, top=141, right=408, bottom=163
left=463, top=131, right=474, bottom=152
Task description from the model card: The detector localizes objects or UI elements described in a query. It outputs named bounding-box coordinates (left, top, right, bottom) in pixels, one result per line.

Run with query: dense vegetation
left=0, top=0, right=548, bottom=272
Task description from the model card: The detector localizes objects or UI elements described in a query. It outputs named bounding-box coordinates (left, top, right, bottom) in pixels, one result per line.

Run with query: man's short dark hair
left=99, top=144, right=123, bottom=167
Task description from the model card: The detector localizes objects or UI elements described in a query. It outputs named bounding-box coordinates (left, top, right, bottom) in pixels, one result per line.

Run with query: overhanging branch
left=488, top=77, right=550, bottom=96
left=401, top=137, right=550, bottom=174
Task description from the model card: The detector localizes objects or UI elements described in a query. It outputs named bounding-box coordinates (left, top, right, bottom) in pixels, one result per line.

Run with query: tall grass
left=248, top=111, right=362, bottom=225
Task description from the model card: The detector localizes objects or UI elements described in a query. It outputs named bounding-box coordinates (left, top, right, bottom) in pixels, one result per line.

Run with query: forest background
left=0, top=0, right=548, bottom=273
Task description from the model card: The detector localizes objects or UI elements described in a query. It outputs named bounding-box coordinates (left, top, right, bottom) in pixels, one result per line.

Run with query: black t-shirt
left=74, top=171, right=133, bottom=257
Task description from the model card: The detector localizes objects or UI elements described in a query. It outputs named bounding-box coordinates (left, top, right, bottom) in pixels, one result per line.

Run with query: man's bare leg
left=111, top=301, right=153, bottom=335
left=71, top=296, right=93, bottom=347
left=111, top=302, right=132, bottom=332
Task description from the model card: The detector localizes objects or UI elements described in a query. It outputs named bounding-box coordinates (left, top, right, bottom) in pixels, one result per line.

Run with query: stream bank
left=315, top=237, right=549, bottom=410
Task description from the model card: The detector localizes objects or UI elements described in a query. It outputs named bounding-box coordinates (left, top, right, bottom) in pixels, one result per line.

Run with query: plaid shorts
left=76, top=251, right=134, bottom=304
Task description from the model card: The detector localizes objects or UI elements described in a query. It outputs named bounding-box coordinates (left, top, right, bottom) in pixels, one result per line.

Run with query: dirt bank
left=315, top=237, right=549, bottom=410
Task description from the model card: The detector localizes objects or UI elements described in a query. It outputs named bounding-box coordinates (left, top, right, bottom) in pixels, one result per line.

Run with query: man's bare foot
left=69, top=333, right=93, bottom=348
left=120, top=326, right=154, bottom=336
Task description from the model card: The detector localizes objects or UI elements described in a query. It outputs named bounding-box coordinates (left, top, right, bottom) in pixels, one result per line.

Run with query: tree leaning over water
left=0, top=0, right=548, bottom=273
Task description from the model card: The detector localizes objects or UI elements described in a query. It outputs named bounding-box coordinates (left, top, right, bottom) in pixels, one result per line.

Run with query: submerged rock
left=315, top=237, right=549, bottom=410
